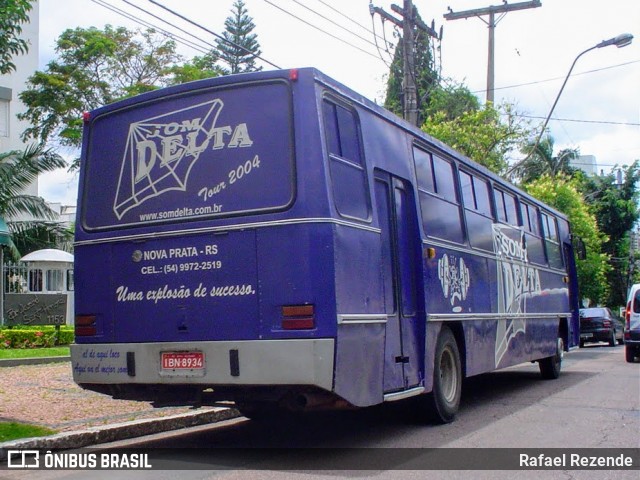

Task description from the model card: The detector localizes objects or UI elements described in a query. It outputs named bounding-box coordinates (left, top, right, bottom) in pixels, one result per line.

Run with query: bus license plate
left=161, top=352, right=205, bottom=370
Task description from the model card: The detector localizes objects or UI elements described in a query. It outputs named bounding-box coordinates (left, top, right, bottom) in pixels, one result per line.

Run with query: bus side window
left=521, top=202, right=546, bottom=265
left=413, top=147, right=464, bottom=244
left=461, top=171, right=493, bottom=251
left=322, top=100, right=370, bottom=220
left=542, top=213, right=564, bottom=269
left=495, top=189, right=519, bottom=226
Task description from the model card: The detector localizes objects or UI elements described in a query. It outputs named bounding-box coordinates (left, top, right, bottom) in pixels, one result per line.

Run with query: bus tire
left=625, top=345, right=637, bottom=363
left=424, top=326, right=462, bottom=424
left=539, top=335, right=564, bottom=379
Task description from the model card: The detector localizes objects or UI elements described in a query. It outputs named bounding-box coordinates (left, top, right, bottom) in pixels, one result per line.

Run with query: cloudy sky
left=35, top=0, right=639, bottom=205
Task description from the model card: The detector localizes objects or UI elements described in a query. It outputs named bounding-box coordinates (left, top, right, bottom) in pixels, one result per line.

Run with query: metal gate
left=3, top=262, right=27, bottom=293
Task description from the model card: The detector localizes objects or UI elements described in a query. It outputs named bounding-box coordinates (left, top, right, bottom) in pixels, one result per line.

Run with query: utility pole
left=444, top=1, right=541, bottom=103
left=402, top=0, right=418, bottom=125
left=370, top=1, right=441, bottom=126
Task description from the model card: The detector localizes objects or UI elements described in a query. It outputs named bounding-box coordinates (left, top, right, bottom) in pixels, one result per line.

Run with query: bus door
left=374, top=171, right=422, bottom=392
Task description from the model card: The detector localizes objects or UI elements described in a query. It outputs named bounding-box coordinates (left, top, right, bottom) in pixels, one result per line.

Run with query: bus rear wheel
left=539, top=336, right=564, bottom=379
left=422, top=326, right=462, bottom=424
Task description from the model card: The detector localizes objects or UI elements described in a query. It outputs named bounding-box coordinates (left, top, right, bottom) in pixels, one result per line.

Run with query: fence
left=3, top=262, right=28, bottom=294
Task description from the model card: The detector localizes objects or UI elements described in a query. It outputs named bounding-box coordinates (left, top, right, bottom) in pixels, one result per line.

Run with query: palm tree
left=513, top=135, right=579, bottom=184
left=0, top=143, right=68, bottom=259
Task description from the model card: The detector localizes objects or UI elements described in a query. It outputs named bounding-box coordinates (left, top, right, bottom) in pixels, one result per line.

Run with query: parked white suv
left=624, top=284, right=640, bottom=363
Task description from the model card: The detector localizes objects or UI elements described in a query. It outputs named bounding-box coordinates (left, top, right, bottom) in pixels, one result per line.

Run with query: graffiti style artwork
left=493, top=224, right=543, bottom=366
left=438, top=254, right=470, bottom=313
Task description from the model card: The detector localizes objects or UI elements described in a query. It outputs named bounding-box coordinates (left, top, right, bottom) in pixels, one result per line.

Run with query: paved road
left=4, top=344, right=639, bottom=479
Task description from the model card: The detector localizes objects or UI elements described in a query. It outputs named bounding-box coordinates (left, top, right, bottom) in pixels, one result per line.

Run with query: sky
left=35, top=0, right=640, bottom=205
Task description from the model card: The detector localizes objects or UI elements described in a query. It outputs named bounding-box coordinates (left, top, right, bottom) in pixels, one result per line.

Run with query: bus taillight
left=75, top=315, right=97, bottom=336
left=281, top=304, right=315, bottom=330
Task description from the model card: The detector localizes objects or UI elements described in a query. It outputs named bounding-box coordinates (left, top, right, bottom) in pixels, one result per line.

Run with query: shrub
left=0, top=326, right=74, bottom=349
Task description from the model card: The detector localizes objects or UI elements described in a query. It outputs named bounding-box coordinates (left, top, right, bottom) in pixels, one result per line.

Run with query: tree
left=422, top=100, right=529, bottom=175
left=423, top=80, right=480, bottom=122
left=0, top=0, right=33, bottom=75
left=18, top=26, right=182, bottom=159
left=512, top=135, right=579, bottom=184
left=0, top=144, right=69, bottom=259
left=216, top=0, right=262, bottom=74
left=579, top=161, right=640, bottom=306
left=524, top=174, right=610, bottom=305
left=167, top=51, right=225, bottom=84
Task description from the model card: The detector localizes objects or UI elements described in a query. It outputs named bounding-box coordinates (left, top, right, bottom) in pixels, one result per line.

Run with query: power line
left=370, top=9, right=392, bottom=67
left=149, top=0, right=282, bottom=70
left=290, top=0, right=379, bottom=50
left=514, top=114, right=640, bottom=127
left=89, top=0, right=210, bottom=55
left=472, top=60, right=640, bottom=94
left=122, top=0, right=216, bottom=51
left=262, top=0, right=382, bottom=61
left=315, top=0, right=387, bottom=43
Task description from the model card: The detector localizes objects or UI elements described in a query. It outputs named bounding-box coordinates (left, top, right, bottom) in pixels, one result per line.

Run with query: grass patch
left=0, top=346, right=70, bottom=359
left=0, top=421, right=56, bottom=441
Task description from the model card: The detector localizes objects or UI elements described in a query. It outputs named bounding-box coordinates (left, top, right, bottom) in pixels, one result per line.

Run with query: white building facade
left=0, top=0, right=40, bottom=196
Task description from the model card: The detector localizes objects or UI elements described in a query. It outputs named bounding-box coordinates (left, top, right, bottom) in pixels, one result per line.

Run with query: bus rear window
left=81, top=81, right=294, bottom=230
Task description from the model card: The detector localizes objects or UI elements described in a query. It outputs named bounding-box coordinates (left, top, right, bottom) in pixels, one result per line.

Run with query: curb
left=0, top=407, right=241, bottom=458
left=0, top=356, right=71, bottom=368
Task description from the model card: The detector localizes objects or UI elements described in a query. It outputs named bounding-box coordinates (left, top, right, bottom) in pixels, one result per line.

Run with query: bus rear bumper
left=70, top=339, right=335, bottom=391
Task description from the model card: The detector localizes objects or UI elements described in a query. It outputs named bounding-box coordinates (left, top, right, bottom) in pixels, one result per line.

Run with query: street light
left=516, top=33, right=634, bottom=170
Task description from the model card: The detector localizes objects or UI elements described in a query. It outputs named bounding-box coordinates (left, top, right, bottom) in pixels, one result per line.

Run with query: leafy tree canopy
left=0, top=0, right=33, bottom=75
left=423, top=80, right=480, bottom=122
left=167, top=51, right=225, bottom=84
left=578, top=161, right=640, bottom=306
left=422, top=100, right=529, bottom=175
left=18, top=26, right=182, bottom=155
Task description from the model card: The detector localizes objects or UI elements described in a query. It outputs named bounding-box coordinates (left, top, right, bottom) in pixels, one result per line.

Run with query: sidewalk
left=0, top=359, right=239, bottom=452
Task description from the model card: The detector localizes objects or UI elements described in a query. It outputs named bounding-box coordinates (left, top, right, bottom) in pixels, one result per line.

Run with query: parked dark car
left=579, top=307, right=624, bottom=347
left=624, top=284, right=640, bottom=362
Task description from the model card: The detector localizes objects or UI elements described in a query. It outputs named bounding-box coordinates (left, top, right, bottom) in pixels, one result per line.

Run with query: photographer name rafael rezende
left=520, top=453, right=634, bottom=469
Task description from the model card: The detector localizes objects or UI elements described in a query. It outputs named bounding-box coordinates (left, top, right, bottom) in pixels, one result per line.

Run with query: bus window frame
left=322, top=94, right=372, bottom=223
left=412, top=143, right=466, bottom=245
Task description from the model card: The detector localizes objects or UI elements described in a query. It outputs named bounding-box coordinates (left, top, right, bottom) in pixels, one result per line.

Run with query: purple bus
left=71, top=68, right=580, bottom=423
